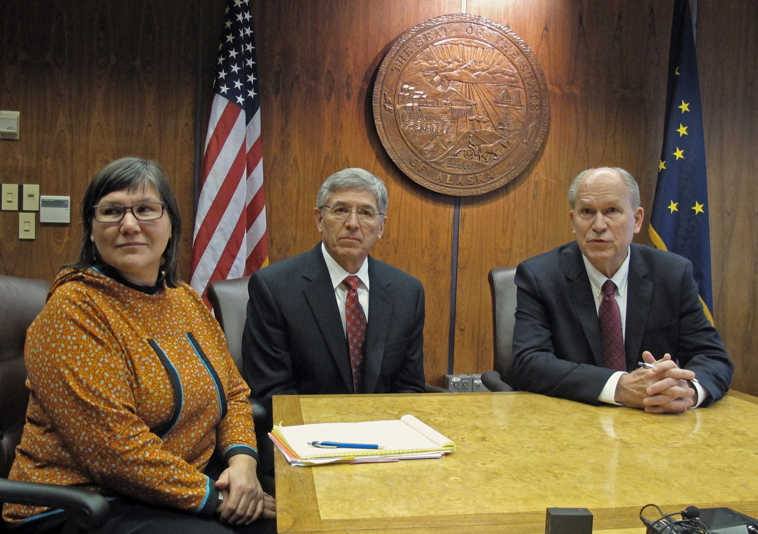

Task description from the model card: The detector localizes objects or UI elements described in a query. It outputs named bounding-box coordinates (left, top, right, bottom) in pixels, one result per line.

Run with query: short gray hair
left=568, top=167, right=640, bottom=209
left=316, top=168, right=388, bottom=214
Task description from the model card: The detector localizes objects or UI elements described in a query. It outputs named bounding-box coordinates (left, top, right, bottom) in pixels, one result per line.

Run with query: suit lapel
left=301, top=246, right=353, bottom=391
left=362, top=258, right=390, bottom=393
left=624, top=245, right=653, bottom=367
left=562, top=244, right=604, bottom=365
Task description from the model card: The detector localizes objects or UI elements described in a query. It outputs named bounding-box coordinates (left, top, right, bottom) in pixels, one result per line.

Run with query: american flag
left=191, top=0, right=268, bottom=303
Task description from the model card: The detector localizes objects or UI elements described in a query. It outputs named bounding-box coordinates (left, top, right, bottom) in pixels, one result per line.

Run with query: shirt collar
left=91, top=262, right=165, bottom=295
left=320, top=242, right=369, bottom=290
left=581, top=246, right=631, bottom=297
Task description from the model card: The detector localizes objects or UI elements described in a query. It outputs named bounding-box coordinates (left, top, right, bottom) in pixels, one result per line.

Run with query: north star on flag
left=191, top=0, right=268, bottom=304
left=649, top=0, right=714, bottom=324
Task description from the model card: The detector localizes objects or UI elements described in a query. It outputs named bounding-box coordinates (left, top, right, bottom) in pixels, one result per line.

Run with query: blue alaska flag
left=649, top=0, right=714, bottom=324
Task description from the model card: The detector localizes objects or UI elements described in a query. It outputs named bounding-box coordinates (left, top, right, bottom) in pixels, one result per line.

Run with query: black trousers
left=9, top=499, right=278, bottom=534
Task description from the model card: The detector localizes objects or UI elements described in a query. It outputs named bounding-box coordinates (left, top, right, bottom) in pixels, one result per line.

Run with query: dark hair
left=74, top=157, right=182, bottom=287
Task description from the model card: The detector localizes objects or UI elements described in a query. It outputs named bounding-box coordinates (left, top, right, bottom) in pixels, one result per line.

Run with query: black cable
left=639, top=504, right=710, bottom=534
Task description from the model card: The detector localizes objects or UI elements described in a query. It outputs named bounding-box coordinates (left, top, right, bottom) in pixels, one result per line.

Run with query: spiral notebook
left=269, top=414, right=455, bottom=466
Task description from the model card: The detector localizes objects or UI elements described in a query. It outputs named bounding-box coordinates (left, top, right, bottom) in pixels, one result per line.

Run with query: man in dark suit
left=242, top=167, right=425, bottom=409
left=512, top=166, right=732, bottom=413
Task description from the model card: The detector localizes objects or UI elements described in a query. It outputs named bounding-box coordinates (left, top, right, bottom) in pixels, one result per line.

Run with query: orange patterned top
left=3, top=267, right=258, bottom=523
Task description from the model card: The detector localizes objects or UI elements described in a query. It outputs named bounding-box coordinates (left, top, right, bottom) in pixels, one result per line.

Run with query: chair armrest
left=481, top=370, right=514, bottom=392
left=249, top=396, right=275, bottom=487
left=250, top=397, right=267, bottom=428
left=0, top=478, right=109, bottom=529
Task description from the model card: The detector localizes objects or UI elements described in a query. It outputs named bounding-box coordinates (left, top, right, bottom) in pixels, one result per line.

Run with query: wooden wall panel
left=698, top=0, right=758, bottom=394
left=0, top=0, right=222, bottom=282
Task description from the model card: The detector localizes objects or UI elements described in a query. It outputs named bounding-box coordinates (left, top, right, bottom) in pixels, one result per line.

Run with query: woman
left=2, top=158, right=275, bottom=533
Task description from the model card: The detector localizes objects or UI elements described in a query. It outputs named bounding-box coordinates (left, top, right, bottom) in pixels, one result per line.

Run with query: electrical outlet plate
left=444, top=373, right=488, bottom=392
left=22, top=184, right=40, bottom=211
left=2, top=183, right=19, bottom=211
left=0, top=110, right=20, bottom=140
left=19, top=212, right=36, bottom=240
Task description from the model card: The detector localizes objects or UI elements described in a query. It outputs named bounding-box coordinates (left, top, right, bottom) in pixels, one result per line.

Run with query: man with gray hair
left=511, top=166, right=732, bottom=413
left=242, top=166, right=425, bottom=434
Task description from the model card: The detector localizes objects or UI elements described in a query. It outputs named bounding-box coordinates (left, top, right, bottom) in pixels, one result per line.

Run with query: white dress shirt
left=321, top=243, right=369, bottom=336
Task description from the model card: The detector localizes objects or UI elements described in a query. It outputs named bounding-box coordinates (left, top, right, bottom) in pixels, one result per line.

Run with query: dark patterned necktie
left=343, top=275, right=366, bottom=392
left=599, top=279, right=626, bottom=371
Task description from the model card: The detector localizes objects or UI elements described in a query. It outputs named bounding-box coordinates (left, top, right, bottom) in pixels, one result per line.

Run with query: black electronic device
left=545, top=507, right=593, bottom=534
left=700, top=508, right=758, bottom=534
left=640, top=504, right=758, bottom=534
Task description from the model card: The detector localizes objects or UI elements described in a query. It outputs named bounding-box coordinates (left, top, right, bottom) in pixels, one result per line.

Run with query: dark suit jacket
left=242, top=244, right=426, bottom=408
left=512, top=242, right=732, bottom=405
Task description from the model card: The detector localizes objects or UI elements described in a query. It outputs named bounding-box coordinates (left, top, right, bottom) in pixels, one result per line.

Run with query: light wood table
left=273, top=391, right=758, bottom=533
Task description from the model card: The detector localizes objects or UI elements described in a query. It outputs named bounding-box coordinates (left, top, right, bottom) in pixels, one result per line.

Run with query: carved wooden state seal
left=373, top=14, right=550, bottom=196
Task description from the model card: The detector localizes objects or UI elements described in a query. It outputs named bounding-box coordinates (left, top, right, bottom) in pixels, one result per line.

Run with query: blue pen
left=309, top=441, right=380, bottom=449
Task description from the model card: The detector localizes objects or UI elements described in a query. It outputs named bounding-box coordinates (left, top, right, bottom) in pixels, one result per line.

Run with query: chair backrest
left=206, top=276, right=251, bottom=371
left=206, top=275, right=274, bottom=488
left=488, top=267, right=517, bottom=384
left=0, top=274, right=49, bottom=479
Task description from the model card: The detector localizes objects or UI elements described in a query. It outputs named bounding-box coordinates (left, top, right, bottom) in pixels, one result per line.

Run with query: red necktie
left=599, top=279, right=626, bottom=371
left=343, top=275, right=366, bottom=392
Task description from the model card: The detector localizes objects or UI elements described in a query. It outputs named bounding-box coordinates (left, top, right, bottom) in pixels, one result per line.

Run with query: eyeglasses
left=320, top=204, right=383, bottom=225
left=93, top=201, right=165, bottom=223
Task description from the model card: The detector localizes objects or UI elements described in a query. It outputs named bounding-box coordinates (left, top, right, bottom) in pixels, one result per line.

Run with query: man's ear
left=314, top=208, right=324, bottom=232
left=633, top=206, right=644, bottom=234
left=377, top=216, right=386, bottom=239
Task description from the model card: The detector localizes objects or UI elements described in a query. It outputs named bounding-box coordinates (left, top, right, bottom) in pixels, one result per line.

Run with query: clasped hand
left=615, top=351, right=696, bottom=413
left=215, top=454, right=276, bottom=525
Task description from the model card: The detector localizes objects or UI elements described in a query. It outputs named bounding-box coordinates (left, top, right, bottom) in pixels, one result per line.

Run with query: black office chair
left=0, top=274, right=109, bottom=533
left=481, top=267, right=517, bottom=392
left=206, top=276, right=253, bottom=376
left=206, top=276, right=274, bottom=492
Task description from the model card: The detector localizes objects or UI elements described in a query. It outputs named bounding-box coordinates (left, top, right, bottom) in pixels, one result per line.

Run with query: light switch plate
left=22, top=184, right=40, bottom=211
left=19, top=212, right=36, bottom=240
left=0, top=110, right=20, bottom=140
left=2, top=183, right=19, bottom=211
left=39, top=195, right=71, bottom=223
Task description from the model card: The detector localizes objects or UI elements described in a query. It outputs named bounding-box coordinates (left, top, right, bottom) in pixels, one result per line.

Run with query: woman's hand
left=215, top=455, right=276, bottom=524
